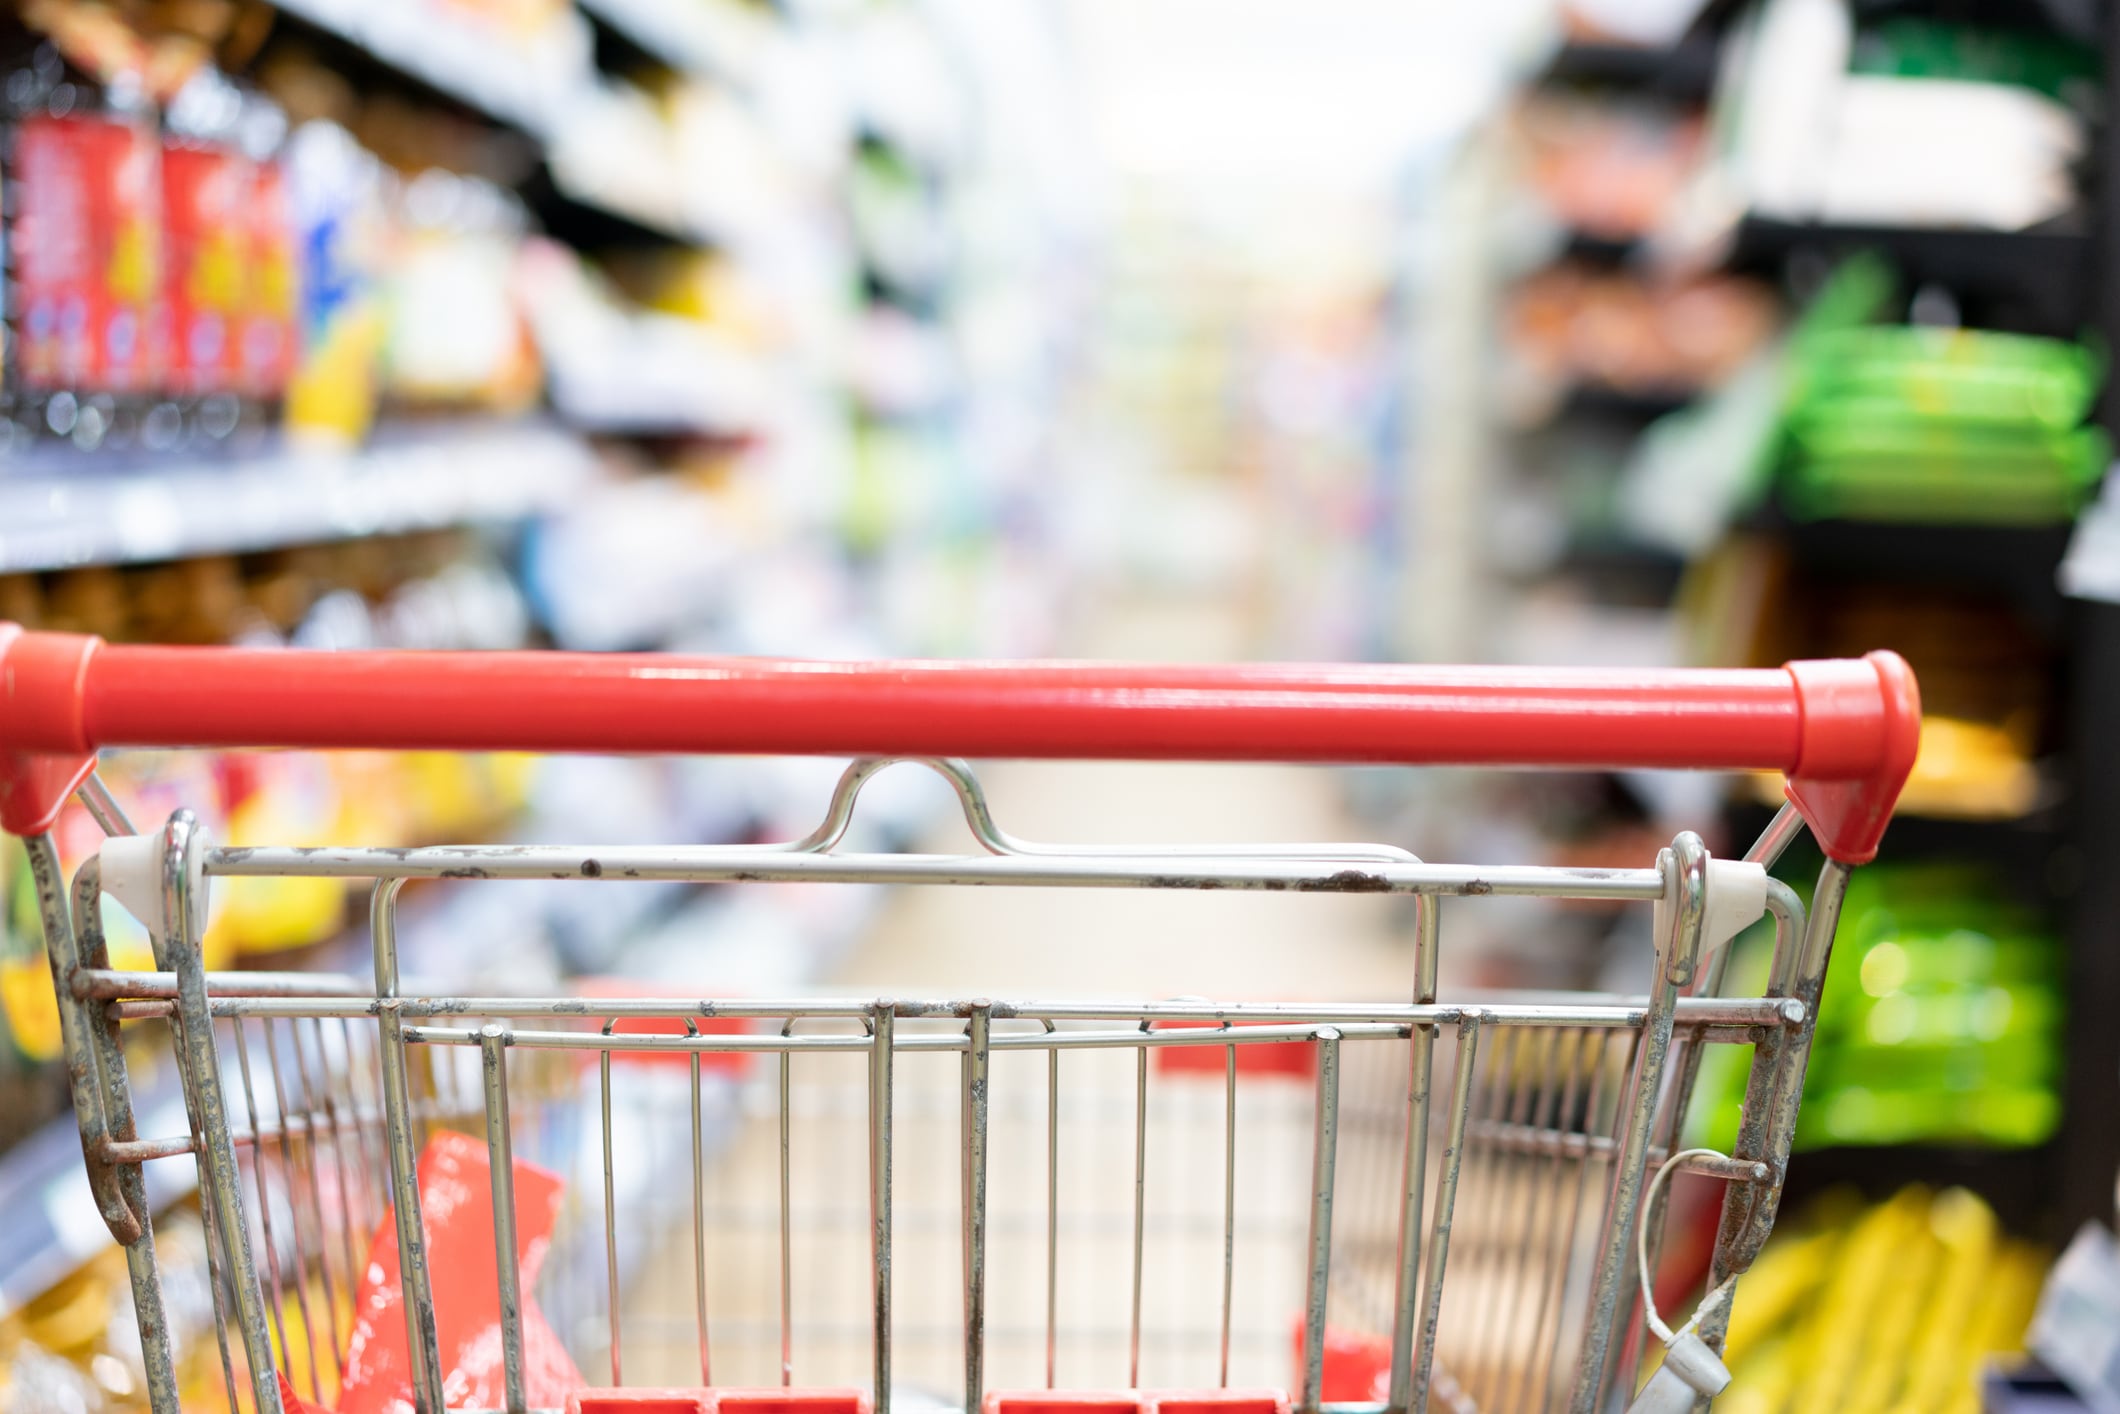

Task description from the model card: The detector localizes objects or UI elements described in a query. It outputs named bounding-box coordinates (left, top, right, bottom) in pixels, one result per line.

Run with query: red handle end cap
left=0, top=623, right=104, bottom=836
left=1783, top=649, right=1922, bottom=865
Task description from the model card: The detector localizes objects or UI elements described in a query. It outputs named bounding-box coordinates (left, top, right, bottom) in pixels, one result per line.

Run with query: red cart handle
left=0, top=625, right=1918, bottom=863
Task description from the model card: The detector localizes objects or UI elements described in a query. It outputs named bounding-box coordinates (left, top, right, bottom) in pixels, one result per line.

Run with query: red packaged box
left=159, top=140, right=247, bottom=395
left=14, top=113, right=164, bottom=391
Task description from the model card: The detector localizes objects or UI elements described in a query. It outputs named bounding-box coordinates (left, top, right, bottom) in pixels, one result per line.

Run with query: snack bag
left=339, top=1131, right=583, bottom=1413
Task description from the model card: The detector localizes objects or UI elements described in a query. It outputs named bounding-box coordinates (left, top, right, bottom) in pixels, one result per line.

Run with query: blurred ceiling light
left=1058, top=0, right=1546, bottom=195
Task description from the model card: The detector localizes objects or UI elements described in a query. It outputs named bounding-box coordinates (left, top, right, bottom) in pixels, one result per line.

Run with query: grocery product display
left=2, top=0, right=2119, bottom=1412
left=1694, top=861, right=2064, bottom=1153
left=1413, top=0, right=2120, bottom=1405
left=0, top=0, right=1078, bottom=1403
left=1691, top=1185, right=2047, bottom=1414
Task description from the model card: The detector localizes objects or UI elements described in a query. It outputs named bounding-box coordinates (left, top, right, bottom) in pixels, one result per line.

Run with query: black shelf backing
left=1779, top=1143, right=2062, bottom=1242
left=1536, top=38, right=1721, bottom=99
left=520, top=164, right=703, bottom=251
left=1727, top=795, right=2069, bottom=878
left=2059, top=602, right=2120, bottom=1234
left=1553, top=379, right=1701, bottom=424
left=1750, top=511, right=2074, bottom=635
left=1729, top=217, right=2093, bottom=338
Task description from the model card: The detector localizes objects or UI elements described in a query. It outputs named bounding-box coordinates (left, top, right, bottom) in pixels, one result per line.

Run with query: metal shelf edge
left=0, top=422, right=599, bottom=573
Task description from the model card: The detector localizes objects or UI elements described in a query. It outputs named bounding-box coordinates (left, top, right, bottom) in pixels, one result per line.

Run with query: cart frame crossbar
left=1, top=638, right=1917, bottom=1414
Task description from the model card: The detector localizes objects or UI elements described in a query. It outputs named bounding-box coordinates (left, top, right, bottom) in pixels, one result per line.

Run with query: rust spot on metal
left=1459, top=880, right=1493, bottom=896
left=1297, top=870, right=1392, bottom=893
left=580, top=859, right=603, bottom=878
left=438, top=867, right=490, bottom=879
left=1149, top=876, right=1226, bottom=889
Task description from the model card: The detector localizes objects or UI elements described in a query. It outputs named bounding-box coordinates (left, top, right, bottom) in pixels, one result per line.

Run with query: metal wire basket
left=3, top=632, right=1919, bottom=1414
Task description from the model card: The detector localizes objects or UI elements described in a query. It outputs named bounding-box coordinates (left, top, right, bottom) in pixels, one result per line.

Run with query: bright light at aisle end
left=1059, top=0, right=1549, bottom=192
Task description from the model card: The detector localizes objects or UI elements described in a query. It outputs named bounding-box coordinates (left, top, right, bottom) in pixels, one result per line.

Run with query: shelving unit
left=2059, top=0, right=2120, bottom=1238
left=573, top=0, right=769, bottom=88
left=270, top=0, right=583, bottom=138
left=0, top=422, right=595, bottom=572
left=1726, top=217, right=2094, bottom=336
left=0, top=1072, right=195, bottom=1320
left=0, top=0, right=1078, bottom=1350
left=1476, top=0, right=2120, bottom=1260
left=1536, top=36, right=1721, bottom=96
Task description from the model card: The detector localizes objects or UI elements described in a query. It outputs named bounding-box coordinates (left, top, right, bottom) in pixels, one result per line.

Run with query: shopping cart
left=0, top=628, right=1920, bottom=1414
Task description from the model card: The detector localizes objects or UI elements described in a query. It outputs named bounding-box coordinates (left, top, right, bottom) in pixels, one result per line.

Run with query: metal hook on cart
left=1625, top=1147, right=1772, bottom=1413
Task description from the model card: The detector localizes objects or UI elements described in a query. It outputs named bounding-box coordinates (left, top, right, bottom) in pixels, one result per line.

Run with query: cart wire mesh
left=36, top=758, right=1840, bottom=1414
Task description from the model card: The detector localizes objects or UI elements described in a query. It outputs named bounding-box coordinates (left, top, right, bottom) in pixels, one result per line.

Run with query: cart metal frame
left=0, top=631, right=1919, bottom=1414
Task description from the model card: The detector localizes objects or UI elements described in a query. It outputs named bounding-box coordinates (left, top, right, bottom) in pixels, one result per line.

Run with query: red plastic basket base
left=983, top=1390, right=1289, bottom=1414
left=1291, top=1320, right=1392, bottom=1404
left=571, top=1397, right=709, bottom=1414
left=1150, top=1019, right=1319, bottom=1080
left=570, top=1390, right=871, bottom=1414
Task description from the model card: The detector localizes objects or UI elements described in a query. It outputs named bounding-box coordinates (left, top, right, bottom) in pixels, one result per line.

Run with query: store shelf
left=1844, top=0, right=2098, bottom=40
left=1781, top=1143, right=2060, bottom=1242
left=1561, top=228, right=1643, bottom=264
left=1727, top=217, right=2092, bottom=337
left=1534, top=38, right=1720, bottom=99
left=269, top=0, right=585, bottom=137
left=1727, top=796, right=2066, bottom=876
left=0, top=1078, right=193, bottom=1321
left=549, top=360, right=774, bottom=438
left=1552, top=534, right=1689, bottom=604
left=1760, top=513, right=2074, bottom=629
left=0, top=422, right=597, bottom=573
left=267, top=0, right=746, bottom=248
left=539, top=153, right=723, bottom=248
left=574, top=0, right=772, bottom=88
left=1554, top=380, right=1700, bottom=423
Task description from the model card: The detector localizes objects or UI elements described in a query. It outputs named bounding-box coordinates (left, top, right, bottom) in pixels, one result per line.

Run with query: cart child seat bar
left=0, top=625, right=1918, bottom=860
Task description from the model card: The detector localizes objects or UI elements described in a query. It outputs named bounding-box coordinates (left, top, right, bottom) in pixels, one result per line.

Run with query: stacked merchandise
left=1374, top=4, right=2114, bottom=1401
left=1672, top=1186, right=2047, bottom=1414
left=1502, top=89, right=1779, bottom=420
left=1776, top=324, right=2105, bottom=525
left=0, top=536, right=535, bottom=1047
left=0, top=14, right=554, bottom=453
left=1686, top=0, right=2092, bottom=243
left=1483, top=53, right=1783, bottom=613
left=0, top=0, right=1086, bottom=1404
left=1695, top=862, right=2063, bottom=1154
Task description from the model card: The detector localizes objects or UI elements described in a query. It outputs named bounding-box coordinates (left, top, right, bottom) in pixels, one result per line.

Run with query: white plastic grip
left=1703, top=858, right=1769, bottom=954
left=96, top=831, right=207, bottom=941
left=1653, top=856, right=1770, bottom=979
